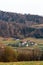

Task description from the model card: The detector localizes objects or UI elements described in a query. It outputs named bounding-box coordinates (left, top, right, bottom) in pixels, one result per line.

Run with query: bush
left=0, top=45, right=43, bottom=62
left=0, top=46, right=17, bottom=62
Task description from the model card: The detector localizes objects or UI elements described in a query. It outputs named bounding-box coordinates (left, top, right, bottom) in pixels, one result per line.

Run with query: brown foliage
left=0, top=46, right=17, bottom=62
left=0, top=45, right=43, bottom=62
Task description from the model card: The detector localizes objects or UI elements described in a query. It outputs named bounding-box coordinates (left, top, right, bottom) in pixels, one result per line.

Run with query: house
left=19, top=40, right=36, bottom=47
left=26, top=44, right=29, bottom=47
left=35, top=43, right=37, bottom=46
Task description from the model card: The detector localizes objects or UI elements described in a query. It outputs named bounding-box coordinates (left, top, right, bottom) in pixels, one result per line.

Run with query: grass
left=0, top=37, right=43, bottom=50
left=22, top=37, right=43, bottom=44
left=0, top=37, right=43, bottom=44
left=0, top=39, right=20, bottom=44
left=0, top=61, right=43, bottom=65
left=31, top=24, right=43, bottom=28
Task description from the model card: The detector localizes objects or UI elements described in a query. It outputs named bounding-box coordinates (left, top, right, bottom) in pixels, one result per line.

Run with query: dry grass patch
left=0, top=61, right=43, bottom=65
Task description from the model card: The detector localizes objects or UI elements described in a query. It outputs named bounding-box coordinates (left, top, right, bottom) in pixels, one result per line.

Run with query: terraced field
left=0, top=61, right=43, bottom=65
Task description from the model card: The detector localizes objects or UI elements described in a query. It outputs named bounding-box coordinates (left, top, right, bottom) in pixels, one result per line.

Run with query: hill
left=0, top=10, right=43, bottom=38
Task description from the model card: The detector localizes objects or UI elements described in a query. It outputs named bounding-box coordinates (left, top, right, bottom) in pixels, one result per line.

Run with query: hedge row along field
left=0, top=45, right=43, bottom=62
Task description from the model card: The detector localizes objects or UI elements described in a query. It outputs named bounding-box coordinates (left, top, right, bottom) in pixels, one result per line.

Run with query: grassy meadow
left=0, top=37, right=43, bottom=50
left=0, top=37, right=43, bottom=44
left=0, top=61, right=43, bottom=65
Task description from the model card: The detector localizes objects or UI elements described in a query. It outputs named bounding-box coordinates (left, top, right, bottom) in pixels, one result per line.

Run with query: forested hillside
left=0, top=11, right=43, bottom=38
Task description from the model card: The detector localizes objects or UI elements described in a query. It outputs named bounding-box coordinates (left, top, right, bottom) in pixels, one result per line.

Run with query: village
left=8, top=39, right=38, bottom=47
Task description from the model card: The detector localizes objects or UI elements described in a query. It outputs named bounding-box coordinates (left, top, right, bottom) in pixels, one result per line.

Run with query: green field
left=0, top=37, right=43, bottom=50
left=0, top=61, right=43, bottom=65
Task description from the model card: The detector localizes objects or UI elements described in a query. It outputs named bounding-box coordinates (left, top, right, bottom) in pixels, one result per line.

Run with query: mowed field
left=0, top=61, right=43, bottom=65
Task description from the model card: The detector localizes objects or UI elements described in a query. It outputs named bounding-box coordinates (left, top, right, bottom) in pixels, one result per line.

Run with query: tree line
left=0, top=46, right=43, bottom=62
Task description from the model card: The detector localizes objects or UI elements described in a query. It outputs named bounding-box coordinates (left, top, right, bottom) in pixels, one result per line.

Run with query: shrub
left=0, top=46, right=17, bottom=62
